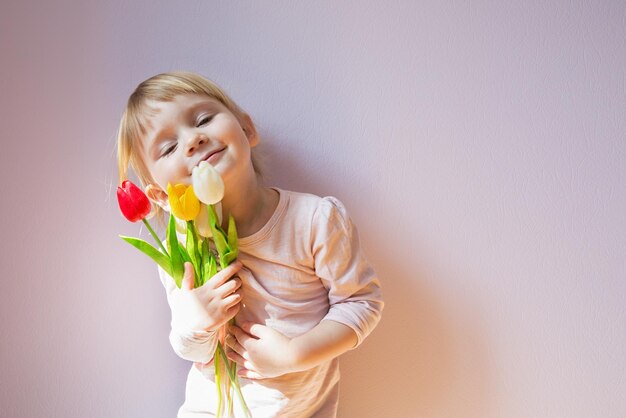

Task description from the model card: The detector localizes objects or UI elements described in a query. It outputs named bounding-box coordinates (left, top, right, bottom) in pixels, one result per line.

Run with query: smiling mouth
left=198, top=147, right=226, bottom=166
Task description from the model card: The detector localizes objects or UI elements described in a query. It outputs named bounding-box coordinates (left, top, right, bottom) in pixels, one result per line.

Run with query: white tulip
left=195, top=203, right=211, bottom=237
left=192, top=161, right=225, bottom=205
left=194, top=202, right=222, bottom=238
left=174, top=217, right=187, bottom=234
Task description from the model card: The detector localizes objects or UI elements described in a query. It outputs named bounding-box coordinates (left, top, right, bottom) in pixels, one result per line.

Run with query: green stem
left=215, top=351, right=223, bottom=417
left=228, top=382, right=234, bottom=417
left=185, top=220, right=201, bottom=287
left=216, top=342, right=251, bottom=417
left=231, top=368, right=250, bottom=418
left=142, top=218, right=169, bottom=256
left=209, top=204, right=228, bottom=236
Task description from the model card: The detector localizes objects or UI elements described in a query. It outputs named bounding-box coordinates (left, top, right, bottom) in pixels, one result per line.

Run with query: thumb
left=241, top=322, right=269, bottom=338
left=181, top=262, right=195, bottom=290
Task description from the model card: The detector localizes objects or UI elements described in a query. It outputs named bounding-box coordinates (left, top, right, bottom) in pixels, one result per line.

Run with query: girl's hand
left=170, top=261, right=242, bottom=333
left=226, top=323, right=297, bottom=379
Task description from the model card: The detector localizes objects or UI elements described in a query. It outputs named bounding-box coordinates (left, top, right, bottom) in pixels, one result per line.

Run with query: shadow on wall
left=340, top=260, right=492, bottom=418
left=259, top=138, right=492, bottom=418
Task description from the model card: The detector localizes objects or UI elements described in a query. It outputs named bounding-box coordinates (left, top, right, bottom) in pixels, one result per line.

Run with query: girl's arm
left=228, top=319, right=357, bottom=379
left=290, top=319, right=358, bottom=370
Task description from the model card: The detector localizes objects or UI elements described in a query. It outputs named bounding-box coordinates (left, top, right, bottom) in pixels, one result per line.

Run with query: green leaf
left=209, top=253, right=217, bottom=278
left=201, top=260, right=210, bottom=286
left=227, top=214, right=239, bottom=259
left=213, top=231, right=229, bottom=264
left=207, top=204, right=233, bottom=269
left=222, top=250, right=238, bottom=267
left=119, top=236, right=172, bottom=277
left=207, top=203, right=218, bottom=227
left=167, top=214, right=184, bottom=288
left=175, top=240, right=201, bottom=287
left=178, top=244, right=191, bottom=264
left=208, top=204, right=228, bottom=238
left=201, top=251, right=217, bottom=285
left=186, top=221, right=200, bottom=286
left=199, top=238, right=208, bottom=266
left=199, top=239, right=210, bottom=285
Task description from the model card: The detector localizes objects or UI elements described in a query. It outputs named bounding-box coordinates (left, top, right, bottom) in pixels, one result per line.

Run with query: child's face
left=139, top=93, right=258, bottom=207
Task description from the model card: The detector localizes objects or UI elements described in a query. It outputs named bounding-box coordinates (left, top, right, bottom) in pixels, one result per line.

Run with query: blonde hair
left=116, top=71, right=262, bottom=225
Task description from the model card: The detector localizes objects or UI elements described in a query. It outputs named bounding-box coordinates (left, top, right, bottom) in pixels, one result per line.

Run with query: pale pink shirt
left=158, top=188, right=384, bottom=417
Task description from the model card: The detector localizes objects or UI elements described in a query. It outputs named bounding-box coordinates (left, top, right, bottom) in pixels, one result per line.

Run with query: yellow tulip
left=167, top=183, right=200, bottom=221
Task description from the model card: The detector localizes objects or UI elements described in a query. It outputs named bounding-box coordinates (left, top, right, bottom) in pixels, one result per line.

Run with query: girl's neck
left=220, top=172, right=279, bottom=239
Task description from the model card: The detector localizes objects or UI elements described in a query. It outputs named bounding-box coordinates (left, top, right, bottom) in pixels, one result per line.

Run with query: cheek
left=150, top=163, right=173, bottom=190
left=163, top=161, right=191, bottom=187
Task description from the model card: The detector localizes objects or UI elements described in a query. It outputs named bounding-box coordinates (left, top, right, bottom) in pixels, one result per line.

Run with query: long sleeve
left=311, top=197, right=384, bottom=348
left=157, top=266, right=218, bottom=363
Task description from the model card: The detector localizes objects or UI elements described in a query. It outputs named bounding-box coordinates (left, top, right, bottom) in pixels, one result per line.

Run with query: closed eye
left=197, top=115, right=214, bottom=126
left=160, top=143, right=177, bottom=157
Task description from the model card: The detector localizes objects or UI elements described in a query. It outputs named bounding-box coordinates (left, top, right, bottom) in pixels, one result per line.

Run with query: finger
left=181, top=262, right=195, bottom=291
left=223, top=292, right=242, bottom=309
left=231, top=354, right=256, bottom=374
left=225, top=301, right=241, bottom=318
left=208, top=261, right=242, bottom=289
left=226, top=337, right=248, bottom=360
left=212, top=304, right=240, bottom=330
left=241, top=322, right=269, bottom=339
left=232, top=325, right=256, bottom=347
left=226, top=349, right=247, bottom=367
left=224, top=333, right=236, bottom=349
left=217, top=277, right=241, bottom=298
left=238, top=369, right=264, bottom=380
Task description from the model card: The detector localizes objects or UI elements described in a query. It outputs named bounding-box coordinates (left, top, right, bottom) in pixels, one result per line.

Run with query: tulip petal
left=192, top=161, right=225, bottom=205
left=117, top=180, right=151, bottom=222
left=174, top=217, right=187, bottom=234
left=168, top=183, right=200, bottom=221
left=185, top=187, right=200, bottom=219
left=167, top=184, right=183, bottom=220
left=195, top=204, right=212, bottom=238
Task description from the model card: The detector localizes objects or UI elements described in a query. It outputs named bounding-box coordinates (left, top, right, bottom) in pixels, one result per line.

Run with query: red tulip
left=117, top=180, right=151, bottom=222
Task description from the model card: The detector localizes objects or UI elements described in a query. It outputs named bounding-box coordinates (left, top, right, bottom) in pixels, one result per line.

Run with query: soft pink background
left=1, top=1, right=624, bottom=417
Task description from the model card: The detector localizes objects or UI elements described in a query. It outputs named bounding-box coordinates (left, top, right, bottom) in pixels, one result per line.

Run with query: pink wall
left=1, top=1, right=624, bottom=417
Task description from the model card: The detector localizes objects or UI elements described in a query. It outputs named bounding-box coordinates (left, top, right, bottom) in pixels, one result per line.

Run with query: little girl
left=116, top=71, right=383, bottom=417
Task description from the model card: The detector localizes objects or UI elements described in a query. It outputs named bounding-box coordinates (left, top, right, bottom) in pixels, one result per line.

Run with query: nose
left=185, top=134, right=208, bottom=156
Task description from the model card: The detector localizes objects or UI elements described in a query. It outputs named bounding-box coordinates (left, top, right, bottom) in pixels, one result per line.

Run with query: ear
left=145, top=184, right=170, bottom=211
left=241, top=113, right=260, bottom=148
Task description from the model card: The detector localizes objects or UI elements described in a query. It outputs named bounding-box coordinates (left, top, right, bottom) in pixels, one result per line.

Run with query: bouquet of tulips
left=116, top=161, right=250, bottom=418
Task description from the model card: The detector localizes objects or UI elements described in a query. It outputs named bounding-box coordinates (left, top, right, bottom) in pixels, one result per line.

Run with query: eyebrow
left=147, top=101, right=218, bottom=152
